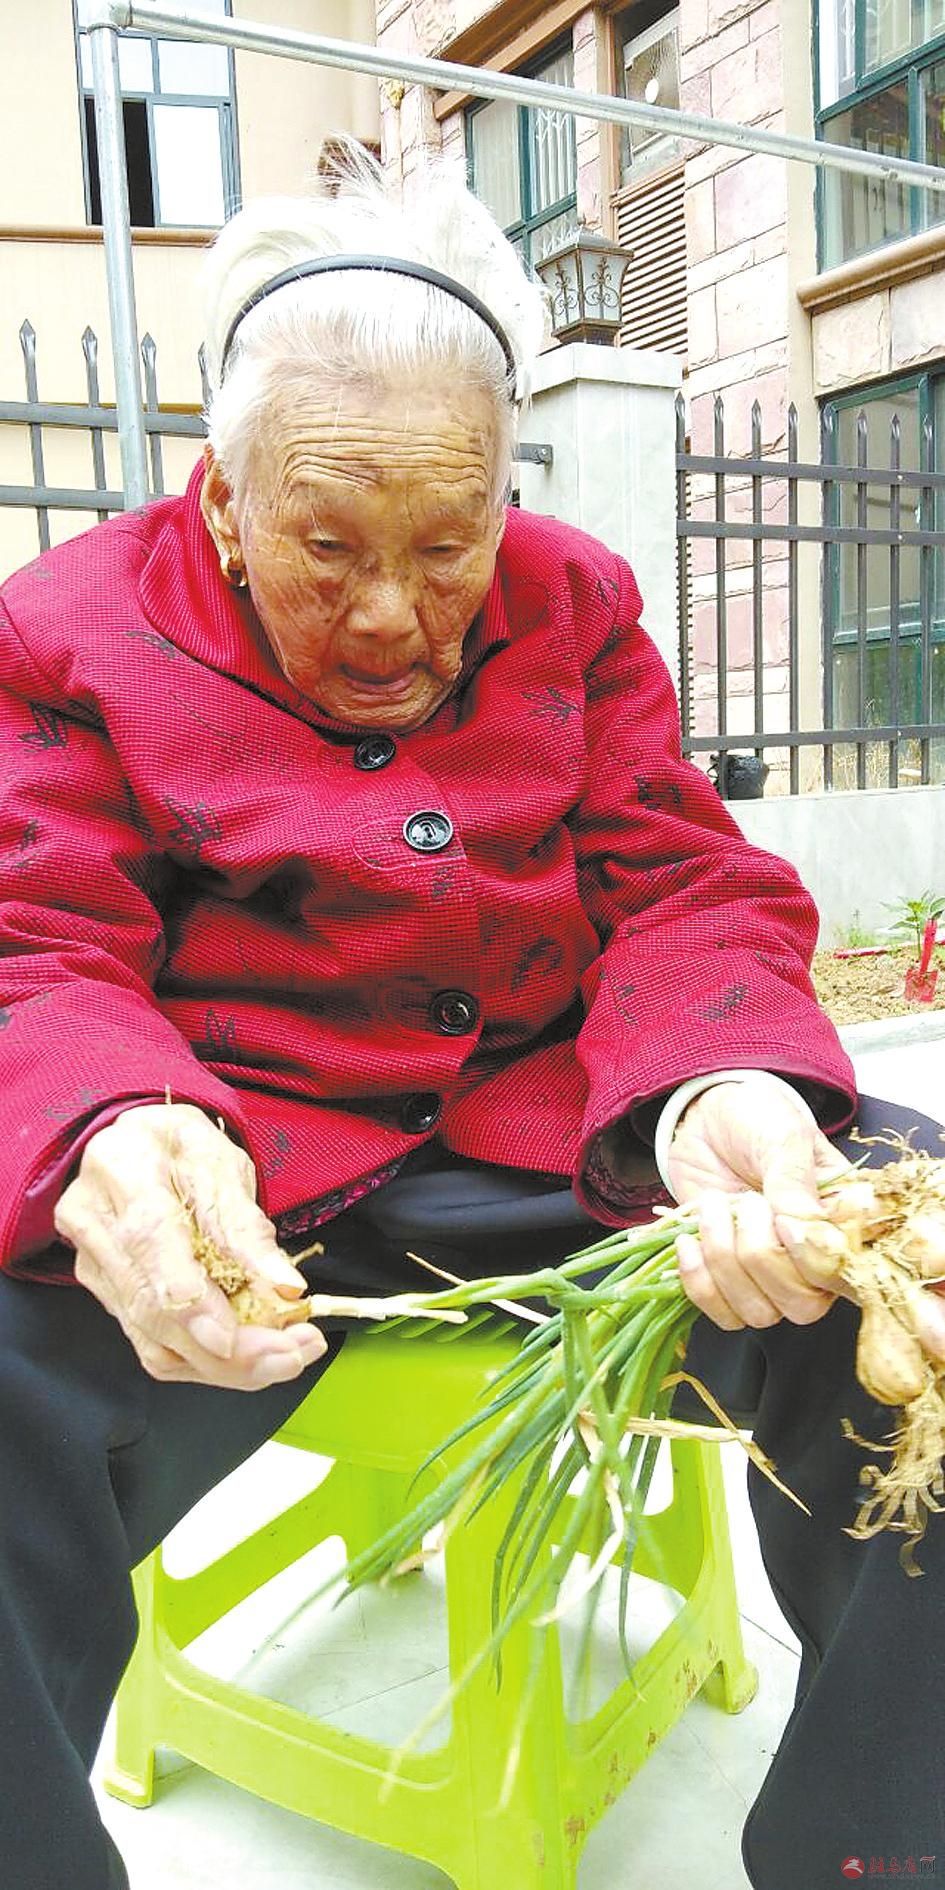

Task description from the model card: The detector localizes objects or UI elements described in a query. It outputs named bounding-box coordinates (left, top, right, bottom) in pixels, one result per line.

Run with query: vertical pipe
left=855, top=410, right=868, bottom=790
left=820, top=403, right=837, bottom=791
left=787, top=403, right=799, bottom=795
left=714, top=394, right=728, bottom=794
left=919, top=410, right=934, bottom=786
left=888, top=412, right=901, bottom=790
left=676, top=393, right=691, bottom=751
left=750, top=398, right=764, bottom=756
left=87, top=15, right=149, bottom=510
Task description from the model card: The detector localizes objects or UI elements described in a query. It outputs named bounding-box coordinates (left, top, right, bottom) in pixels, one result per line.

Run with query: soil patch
left=812, top=945, right=945, bottom=1027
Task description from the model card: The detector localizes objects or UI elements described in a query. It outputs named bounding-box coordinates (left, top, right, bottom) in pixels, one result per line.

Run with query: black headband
left=221, top=254, right=517, bottom=386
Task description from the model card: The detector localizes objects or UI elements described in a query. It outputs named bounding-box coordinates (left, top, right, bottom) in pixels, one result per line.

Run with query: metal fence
left=4, top=326, right=945, bottom=799
left=0, top=321, right=207, bottom=550
left=677, top=392, right=945, bottom=796
left=0, top=320, right=550, bottom=560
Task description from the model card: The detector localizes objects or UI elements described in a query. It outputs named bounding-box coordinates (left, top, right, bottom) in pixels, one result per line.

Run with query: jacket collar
left=140, top=460, right=511, bottom=736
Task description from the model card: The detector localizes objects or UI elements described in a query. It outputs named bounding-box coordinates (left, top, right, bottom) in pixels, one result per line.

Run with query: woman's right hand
left=53, top=1102, right=327, bottom=1391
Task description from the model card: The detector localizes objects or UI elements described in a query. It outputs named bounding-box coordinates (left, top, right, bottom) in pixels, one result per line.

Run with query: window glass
left=833, top=642, right=945, bottom=781
left=933, top=378, right=945, bottom=617
left=865, top=0, right=945, bottom=74
left=466, top=42, right=576, bottom=264
left=820, top=0, right=857, bottom=106
left=531, top=208, right=577, bottom=263
left=821, top=80, right=912, bottom=262
left=83, top=95, right=155, bottom=225
left=118, top=37, right=155, bottom=93
left=152, top=103, right=226, bottom=225
left=529, top=50, right=577, bottom=214
left=617, top=6, right=681, bottom=178
left=835, top=387, right=921, bottom=638
left=158, top=39, right=230, bottom=98
left=827, top=378, right=945, bottom=772
left=919, top=55, right=945, bottom=212
left=76, top=1, right=237, bottom=230
left=79, top=32, right=154, bottom=92
left=469, top=100, right=521, bottom=229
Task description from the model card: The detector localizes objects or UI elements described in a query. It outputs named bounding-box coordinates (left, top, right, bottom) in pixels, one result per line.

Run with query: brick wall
left=375, top=0, right=607, bottom=222
left=375, top=0, right=456, bottom=183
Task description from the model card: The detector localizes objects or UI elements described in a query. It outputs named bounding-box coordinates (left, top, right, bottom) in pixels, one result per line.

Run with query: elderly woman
left=0, top=148, right=942, bottom=1890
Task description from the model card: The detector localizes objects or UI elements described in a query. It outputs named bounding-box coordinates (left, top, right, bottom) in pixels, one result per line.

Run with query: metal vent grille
left=616, top=162, right=687, bottom=359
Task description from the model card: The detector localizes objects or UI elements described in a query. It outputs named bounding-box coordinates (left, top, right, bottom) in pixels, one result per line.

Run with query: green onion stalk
left=317, top=1207, right=788, bottom=1702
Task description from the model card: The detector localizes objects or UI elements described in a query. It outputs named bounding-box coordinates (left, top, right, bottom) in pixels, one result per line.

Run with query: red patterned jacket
left=0, top=464, right=855, bottom=1272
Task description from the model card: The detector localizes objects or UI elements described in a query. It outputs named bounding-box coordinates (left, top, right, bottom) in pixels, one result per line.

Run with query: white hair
left=203, top=139, right=549, bottom=507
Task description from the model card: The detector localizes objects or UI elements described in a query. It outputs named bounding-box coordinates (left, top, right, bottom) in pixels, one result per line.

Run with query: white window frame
left=75, top=2, right=241, bottom=230
left=615, top=5, right=682, bottom=187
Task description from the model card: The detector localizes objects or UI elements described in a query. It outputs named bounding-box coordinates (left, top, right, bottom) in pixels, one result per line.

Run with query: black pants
left=0, top=1095, right=942, bottom=1890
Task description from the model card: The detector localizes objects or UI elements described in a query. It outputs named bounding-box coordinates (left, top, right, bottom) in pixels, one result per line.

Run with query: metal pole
left=112, top=0, right=945, bottom=200
left=87, top=10, right=149, bottom=509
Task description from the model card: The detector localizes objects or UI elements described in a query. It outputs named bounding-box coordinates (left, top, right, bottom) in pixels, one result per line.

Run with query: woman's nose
left=347, top=570, right=420, bottom=640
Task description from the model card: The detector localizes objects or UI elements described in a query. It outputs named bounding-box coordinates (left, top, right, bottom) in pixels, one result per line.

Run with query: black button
left=403, top=810, right=454, bottom=853
left=399, top=1092, right=442, bottom=1135
left=354, top=734, right=396, bottom=771
left=430, top=989, right=479, bottom=1036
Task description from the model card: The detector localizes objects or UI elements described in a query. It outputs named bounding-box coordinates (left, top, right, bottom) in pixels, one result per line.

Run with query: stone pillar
left=517, top=343, right=683, bottom=672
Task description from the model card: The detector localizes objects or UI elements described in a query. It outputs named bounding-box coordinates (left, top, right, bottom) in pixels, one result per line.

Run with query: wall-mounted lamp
left=534, top=227, right=632, bottom=345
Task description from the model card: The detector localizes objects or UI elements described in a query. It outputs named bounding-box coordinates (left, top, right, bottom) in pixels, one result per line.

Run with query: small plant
left=833, top=910, right=879, bottom=951
left=881, top=891, right=945, bottom=959
left=905, top=918, right=940, bottom=1003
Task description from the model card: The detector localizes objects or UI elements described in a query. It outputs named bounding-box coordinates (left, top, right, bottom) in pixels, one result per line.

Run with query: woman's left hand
left=667, top=1076, right=855, bottom=1332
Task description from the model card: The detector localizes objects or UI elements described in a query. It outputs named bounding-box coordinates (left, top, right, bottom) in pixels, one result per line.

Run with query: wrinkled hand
left=54, top=1102, right=327, bottom=1390
left=668, top=1076, right=856, bottom=1333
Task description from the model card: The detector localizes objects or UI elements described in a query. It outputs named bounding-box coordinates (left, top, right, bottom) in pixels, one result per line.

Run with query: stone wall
left=731, top=784, right=945, bottom=944
left=375, top=0, right=462, bottom=183
left=811, top=269, right=945, bottom=395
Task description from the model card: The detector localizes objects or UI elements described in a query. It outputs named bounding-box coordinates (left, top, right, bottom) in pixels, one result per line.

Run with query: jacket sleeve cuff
left=654, top=1070, right=820, bottom=1200
left=8, top=1096, right=167, bottom=1271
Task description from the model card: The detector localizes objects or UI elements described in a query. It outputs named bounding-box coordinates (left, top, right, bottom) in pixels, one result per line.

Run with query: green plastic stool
left=104, top=1314, right=757, bottom=1888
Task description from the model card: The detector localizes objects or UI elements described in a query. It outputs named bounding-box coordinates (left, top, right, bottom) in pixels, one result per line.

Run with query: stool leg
left=334, top=1463, right=423, bottom=1572
left=443, top=1481, right=578, bottom=1890
left=685, top=1444, right=758, bottom=1715
left=102, top=1555, right=160, bottom=1808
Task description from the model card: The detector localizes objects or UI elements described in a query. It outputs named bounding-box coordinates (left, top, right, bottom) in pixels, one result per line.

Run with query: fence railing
left=0, top=320, right=552, bottom=564
left=677, top=391, right=945, bottom=796
left=4, top=326, right=945, bottom=798
left=0, top=322, right=208, bottom=549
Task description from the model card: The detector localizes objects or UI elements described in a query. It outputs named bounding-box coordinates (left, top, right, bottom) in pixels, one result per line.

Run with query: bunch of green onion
left=323, top=1207, right=784, bottom=1696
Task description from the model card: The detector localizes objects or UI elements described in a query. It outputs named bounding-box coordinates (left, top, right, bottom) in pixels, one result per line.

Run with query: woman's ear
left=200, top=444, right=242, bottom=566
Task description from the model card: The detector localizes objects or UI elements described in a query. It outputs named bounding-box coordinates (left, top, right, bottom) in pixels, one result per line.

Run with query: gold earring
left=220, top=548, right=248, bottom=590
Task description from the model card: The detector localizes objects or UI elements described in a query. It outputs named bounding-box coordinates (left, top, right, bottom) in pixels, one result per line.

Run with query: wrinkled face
left=204, top=376, right=505, bottom=731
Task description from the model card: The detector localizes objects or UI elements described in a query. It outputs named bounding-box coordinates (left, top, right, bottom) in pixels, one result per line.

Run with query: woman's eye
left=423, top=545, right=460, bottom=558
left=312, top=538, right=349, bottom=554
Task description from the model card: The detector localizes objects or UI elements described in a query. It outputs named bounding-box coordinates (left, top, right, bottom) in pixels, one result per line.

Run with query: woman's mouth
left=340, top=665, right=419, bottom=700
